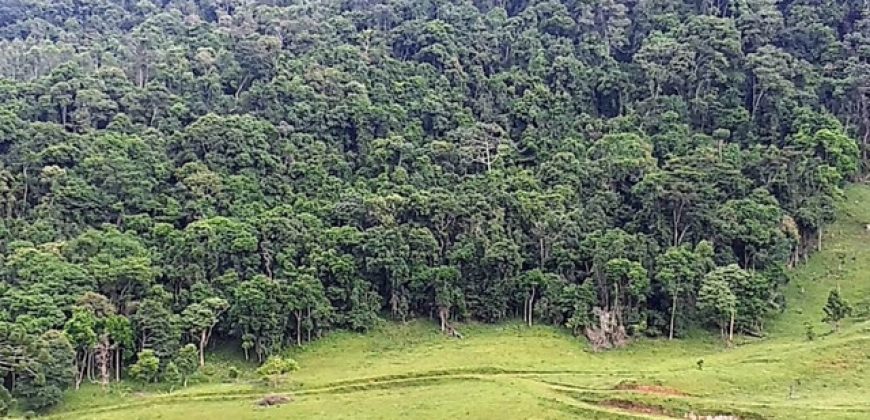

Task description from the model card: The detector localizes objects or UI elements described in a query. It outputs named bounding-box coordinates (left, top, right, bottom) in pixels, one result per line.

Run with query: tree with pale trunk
left=698, top=267, right=740, bottom=343
left=182, top=297, right=229, bottom=367
left=656, top=241, right=714, bottom=340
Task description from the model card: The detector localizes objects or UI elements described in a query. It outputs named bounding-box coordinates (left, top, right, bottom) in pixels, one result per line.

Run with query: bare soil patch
left=615, top=383, right=688, bottom=397
left=600, top=399, right=670, bottom=417
left=257, top=395, right=292, bottom=407
left=600, top=400, right=743, bottom=420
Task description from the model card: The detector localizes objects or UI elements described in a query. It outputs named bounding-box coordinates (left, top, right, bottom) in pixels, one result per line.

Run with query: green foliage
left=163, top=361, right=181, bottom=387
left=656, top=241, right=715, bottom=338
left=0, top=327, right=74, bottom=412
left=822, top=289, right=852, bottom=331
left=0, top=0, right=865, bottom=407
left=129, top=350, right=160, bottom=383
left=63, top=309, right=97, bottom=351
left=698, top=267, right=739, bottom=338
left=13, top=381, right=63, bottom=412
left=16, top=186, right=870, bottom=420
left=0, top=384, right=10, bottom=417
left=104, top=315, right=133, bottom=355
left=132, top=294, right=180, bottom=361
left=231, top=275, right=284, bottom=362
left=175, top=344, right=199, bottom=387
left=256, top=356, right=299, bottom=387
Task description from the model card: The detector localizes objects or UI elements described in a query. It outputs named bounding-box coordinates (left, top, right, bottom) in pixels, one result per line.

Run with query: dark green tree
left=129, top=349, right=160, bottom=383
left=822, top=289, right=852, bottom=332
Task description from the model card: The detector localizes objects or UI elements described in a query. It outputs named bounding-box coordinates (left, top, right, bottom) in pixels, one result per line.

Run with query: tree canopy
left=0, top=0, right=865, bottom=411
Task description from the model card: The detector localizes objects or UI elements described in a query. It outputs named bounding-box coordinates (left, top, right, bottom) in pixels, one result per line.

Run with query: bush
left=804, top=322, right=816, bottom=341
left=227, top=366, right=240, bottom=380
left=200, top=363, right=218, bottom=377
left=0, top=385, right=13, bottom=417
left=15, top=382, right=63, bottom=412
left=175, top=344, right=199, bottom=387
left=256, top=356, right=299, bottom=387
left=129, top=350, right=161, bottom=383
left=163, top=361, right=181, bottom=387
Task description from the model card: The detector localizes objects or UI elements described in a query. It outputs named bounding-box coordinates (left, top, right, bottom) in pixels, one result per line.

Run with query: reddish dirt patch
left=615, top=383, right=687, bottom=397
left=814, top=357, right=855, bottom=372
left=600, top=400, right=670, bottom=417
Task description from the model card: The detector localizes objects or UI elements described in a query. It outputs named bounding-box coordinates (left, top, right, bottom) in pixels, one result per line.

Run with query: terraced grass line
left=49, top=372, right=615, bottom=418
left=49, top=367, right=692, bottom=418
left=315, top=366, right=698, bottom=389
left=49, top=376, right=497, bottom=418
left=553, top=378, right=870, bottom=418
left=53, top=363, right=870, bottom=420
left=56, top=375, right=657, bottom=420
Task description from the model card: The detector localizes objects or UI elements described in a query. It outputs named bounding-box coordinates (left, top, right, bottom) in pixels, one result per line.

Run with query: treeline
left=0, top=0, right=866, bottom=413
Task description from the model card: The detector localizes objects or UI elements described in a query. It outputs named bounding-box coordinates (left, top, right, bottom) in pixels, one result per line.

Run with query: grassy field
left=47, top=185, right=870, bottom=420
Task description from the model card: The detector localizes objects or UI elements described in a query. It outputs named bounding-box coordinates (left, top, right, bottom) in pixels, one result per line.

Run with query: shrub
left=256, top=356, right=299, bottom=387
left=129, top=350, right=161, bottom=383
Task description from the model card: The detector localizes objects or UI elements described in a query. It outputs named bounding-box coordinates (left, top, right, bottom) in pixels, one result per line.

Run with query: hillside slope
left=50, top=185, right=870, bottom=420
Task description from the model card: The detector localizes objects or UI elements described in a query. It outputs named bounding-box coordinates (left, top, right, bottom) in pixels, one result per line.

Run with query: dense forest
left=0, top=0, right=866, bottom=413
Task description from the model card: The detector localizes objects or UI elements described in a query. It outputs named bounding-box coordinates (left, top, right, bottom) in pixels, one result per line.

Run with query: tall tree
left=181, top=297, right=229, bottom=366
left=656, top=241, right=714, bottom=339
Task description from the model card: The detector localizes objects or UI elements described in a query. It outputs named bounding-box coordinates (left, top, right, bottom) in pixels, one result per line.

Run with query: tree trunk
left=527, top=287, right=536, bottom=327
left=613, top=282, right=620, bottom=327
left=262, top=250, right=273, bottom=279
left=438, top=307, right=448, bottom=332
left=235, top=74, right=252, bottom=99
left=295, top=311, right=302, bottom=346
left=751, top=88, right=765, bottom=121
left=818, top=224, right=823, bottom=252
left=87, top=351, right=94, bottom=381
left=669, top=292, right=678, bottom=340
left=199, top=330, right=207, bottom=367
left=76, top=351, right=88, bottom=389
left=672, top=203, right=683, bottom=246
left=728, top=309, right=735, bottom=343
left=21, top=167, right=27, bottom=217
left=521, top=296, right=526, bottom=325
left=97, top=337, right=110, bottom=389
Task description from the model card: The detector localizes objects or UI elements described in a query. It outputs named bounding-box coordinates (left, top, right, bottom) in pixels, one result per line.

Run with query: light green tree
left=256, top=356, right=299, bottom=388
